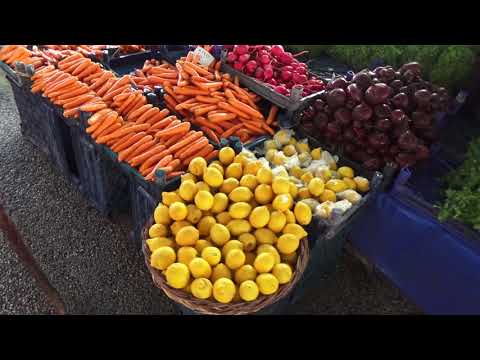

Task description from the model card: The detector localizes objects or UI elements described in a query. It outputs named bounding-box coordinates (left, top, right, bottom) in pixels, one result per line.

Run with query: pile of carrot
left=0, top=46, right=35, bottom=67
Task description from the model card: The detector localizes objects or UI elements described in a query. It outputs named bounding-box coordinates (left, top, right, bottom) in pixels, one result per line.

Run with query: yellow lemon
left=229, top=186, right=253, bottom=203
left=338, top=166, right=354, bottom=179
left=149, top=223, right=168, bottom=238
left=170, top=220, right=191, bottom=236
left=325, top=179, right=348, bottom=193
left=249, top=206, right=270, bottom=229
left=256, top=166, right=273, bottom=185
left=244, top=252, right=256, bottom=265
left=211, top=263, right=232, bottom=283
left=254, top=184, right=274, bottom=205
left=225, top=163, right=243, bottom=180
left=179, top=180, right=198, bottom=202
left=216, top=211, right=232, bottom=226
left=221, top=240, right=244, bottom=258
left=220, top=178, right=239, bottom=194
left=234, top=265, right=257, bottom=284
left=165, top=263, right=190, bottom=289
left=283, top=144, right=297, bottom=156
left=227, top=219, right=252, bottom=236
left=195, top=181, right=211, bottom=193
left=219, top=147, right=235, bottom=166
left=201, top=246, right=221, bottom=266
left=188, top=157, right=207, bottom=177
left=253, top=252, right=275, bottom=273
left=146, top=237, right=174, bottom=252
left=234, top=153, right=251, bottom=166
left=194, top=190, right=214, bottom=211
left=191, top=278, right=212, bottom=300
left=264, top=139, right=278, bottom=151
left=272, top=263, right=293, bottom=284
left=268, top=211, right=287, bottom=233
left=320, top=189, right=336, bottom=203
left=256, top=273, right=279, bottom=295
left=295, top=142, right=310, bottom=153
left=277, top=234, right=300, bottom=254
left=289, top=182, right=298, bottom=199
left=203, top=167, right=223, bottom=188
left=354, top=176, right=370, bottom=193
left=211, top=193, right=228, bottom=214
left=154, top=204, right=171, bottom=225
left=311, top=147, right=322, bottom=160
left=281, top=251, right=298, bottom=266
left=290, top=165, right=305, bottom=179
left=189, top=258, right=212, bottom=279
left=272, top=177, right=291, bottom=195
left=244, top=160, right=261, bottom=176
left=181, top=173, right=197, bottom=183
left=298, top=187, right=311, bottom=199
left=265, top=149, right=277, bottom=162
left=240, top=174, right=258, bottom=191
left=254, top=228, right=277, bottom=245
left=197, top=216, right=216, bottom=237
left=177, top=246, right=198, bottom=265
left=175, top=226, right=199, bottom=246
left=294, top=201, right=312, bottom=225
left=257, top=244, right=281, bottom=265
left=195, top=239, right=212, bottom=253
left=343, top=177, right=357, bottom=190
left=284, top=209, right=296, bottom=224
left=272, top=194, right=293, bottom=212
left=239, top=280, right=259, bottom=302
left=229, top=202, right=252, bottom=219
left=209, top=162, right=224, bottom=176
left=162, top=192, right=182, bottom=206
left=308, top=177, right=325, bottom=196
left=186, top=204, right=203, bottom=224
left=301, top=171, right=314, bottom=184
left=225, top=249, right=246, bottom=270
left=213, top=278, right=236, bottom=303
left=272, top=151, right=287, bottom=166
left=150, top=246, right=176, bottom=270
left=282, top=223, right=308, bottom=239
left=169, top=202, right=188, bottom=221
left=210, top=223, right=231, bottom=246
left=238, top=233, right=256, bottom=252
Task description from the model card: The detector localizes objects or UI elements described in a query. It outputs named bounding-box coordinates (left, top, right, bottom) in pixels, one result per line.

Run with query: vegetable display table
left=349, top=192, right=480, bottom=315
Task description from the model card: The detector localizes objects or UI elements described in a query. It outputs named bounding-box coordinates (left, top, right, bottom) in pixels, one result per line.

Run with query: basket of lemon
left=142, top=146, right=312, bottom=315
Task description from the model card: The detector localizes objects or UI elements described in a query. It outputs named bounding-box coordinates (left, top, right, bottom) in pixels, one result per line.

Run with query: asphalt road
left=0, top=72, right=421, bottom=315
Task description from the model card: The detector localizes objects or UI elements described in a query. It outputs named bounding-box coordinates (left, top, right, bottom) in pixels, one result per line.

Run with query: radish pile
left=224, top=45, right=325, bottom=98
left=300, top=62, right=450, bottom=171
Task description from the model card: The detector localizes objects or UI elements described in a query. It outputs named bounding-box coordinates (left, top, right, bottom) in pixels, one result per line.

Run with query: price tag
left=193, top=47, right=215, bottom=67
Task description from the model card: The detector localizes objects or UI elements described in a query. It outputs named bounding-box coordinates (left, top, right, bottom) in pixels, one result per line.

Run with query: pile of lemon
left=146, top=146, right=311, bottom=304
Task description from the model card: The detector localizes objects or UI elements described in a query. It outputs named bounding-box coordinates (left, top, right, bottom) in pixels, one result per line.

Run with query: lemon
left=195, top=181, right=211, bottom=193
left=178, top=180, right=198, bottom=202
left=311, top=147, right=322, bottom=160
left=337, top=166, right=354, bottom=179
left=181, top=173, right=196, bottom=183
left=264, top=139, right=278, bottom=151
left=277, top=234, right=300, bottom=254
left=154, top=204, right=171, bottom=225
left=268, top=211, right=287, bottom=233
left=213, top=278, right=236, bottom=303
left=354, top=176, right=370, bottom=193
left=201, top=246, right=222, bottom=267
left=227, top=219, right=252, bottom=236
left=272, top=151, right=287, bottom=166
left=216, top=211, right=232, bottom=226
left=146, top=237, right=174, bottom=252
left=220, top=178, right=239, bottom=194
left=203, top=167, right=223, bottom=188
left=256, top=244, right=281, bottom=265
left=186, top=204, right=203, bottom=224
left=294, top=202, right=312, bottom=225
left=177, top=246, right=198, bottom=265
left=162, top=192, right=182, bottom=206
left=281, top=251, right=298, bottom=266
left=284, top=209, right=296, bottom=224
left=319, top=189, right=336, bottom=202
left=189, top=257, right=212, bottom=278
left=272, top=263, right=293, bottom=284
left=343, top=177, right=357, bottom=190
left=296, top=142, right=310, bottom=153
left=239, top=280, right=259, bottom=302
left=325, top=179, right=347, bottom=193
left=225, top=249, right=246, bottom=270
left=234, top=152, right=252, bottom=166
left=234, top=265, right=257, bottom=284
left=195, top=239, right=212, bottom=253
left=308, top=177, right=325, bottom=196
left=301, top=171, right=314, bottom=184
left=219, top=146, right=235, bottom=165
left=229, top=186, right=253, bottom=203
left=229, top=202, right=252, bottom=219
left=225, top=163, right=243, bottom=180
left=194, top=190, right=214, bottom=211
left=255, top=167, right=272, bottom=185
left=254, top=228, right=277, bottom=245
left=175, top=226, right=199, bottom=246
left=256, top=273, right=279, bottom=295
left=289, top=183, right=298, bottom=199
left=265, top=149, right=277, bottom=162
left=170, top=220, right=191, bottom=236
left=240, top=174, right=258, bottom=191
left=244, top=252, right=256, bottom=265
left=150, top=246, right=176, bottom=270
left=282, top=223, right=308, bottom=239
left=149, top=223, right=168, bottom=238
left=210, top=223, right=230, bottom=246
left=283, top=144, right=297, bottom=156
left=191, top=278, right=212, bottom=299
left=165, top=263, right=190, bottom=289
left=249, top=206, right=270, bottom=229
left=254, top=184, right=274, bottom=205
left=298, top=187, right=311, bottom=199
left=211, top=263, right=232, bottom=283
left=238, top=233, right=256, bottom=252
left=221, top=240, right=244, bottom=258
left=169, top=202, right=188, bottom=221
left=244, top=160, right=261, bottom=176
left=272, top=194, right=293, bottom=212
left=197, top=216, right=216, bottom=237
left=254, top=252, right=275, bottom=273
left=188, top=157, right=207, bottom=177
left=272, top=177, right=291, bottom=195
left=209, top=193, right=227, bottom=214
left=209, top=162, right=224, bottom=176
left=291, top=165, right=305, bottom=179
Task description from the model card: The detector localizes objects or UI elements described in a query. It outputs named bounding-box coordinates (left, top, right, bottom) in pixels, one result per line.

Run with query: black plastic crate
left=105, top=50, right=158, bottom=76
left=158, top=45, right=190, bottom=65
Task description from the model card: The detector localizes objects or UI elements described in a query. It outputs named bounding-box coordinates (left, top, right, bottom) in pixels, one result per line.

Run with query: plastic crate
left=158, top=45, right=190, bottom=65
left=105, top=50, right=158, bottom=76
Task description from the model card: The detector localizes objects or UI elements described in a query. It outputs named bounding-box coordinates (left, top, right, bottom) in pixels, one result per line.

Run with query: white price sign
left=193, top=47, right=215, bottom=67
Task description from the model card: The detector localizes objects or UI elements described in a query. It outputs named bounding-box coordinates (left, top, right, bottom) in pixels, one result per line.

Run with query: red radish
left=246, top=60, right=257, bottom=73
left=227, top=52, right=237, bottom=63
left=271, top=45, right=284, bottom=58
left=259, top=54, right=271, bottom=65
left=264, top=67, right=274, bottom=80
left=281, top=70, right=292, bottom=81
left=268, top=78, right=278, bottom=86
left=233, top=61, right=244, bottom=71
left=274, top=85, right=288, bottom=95
left=255, top=67, right=264, bottom=80
left=238, top=53, right=250, bottom=63
left=234, top=45, right=249, bottom=55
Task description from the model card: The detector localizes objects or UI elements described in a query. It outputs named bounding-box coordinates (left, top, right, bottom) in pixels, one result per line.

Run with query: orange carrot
left=162, top=130, right=193, bottom=149
left=139, top=148, right=173, bottom=172
left=194, top=105, right=217, bottom=116
left=193, top=116, right=224, bottom=134
left=208, top=112, right=237, bottom=123
left=129, top=144, right=166, bottom=167
left=201, top=126, right=220, bottom=144
left=92, top=112, right=119, bottom=139
left=217, top=101, right=250, bottom=119
left=112, top=132, right=148, bottom=153
left=128, top=104, right=153, bottom=122
left=154, top=121, right=190, bottom=138
left=80, top=102, right=108, bottom=113
left=178, top=138, right=210, bottom=160
left=169, top=131, right=204, bottom=153
left=63, top=94, right=97, bottom=109
left=118, top=135, right=153, bottom=162
left=110, top=133, right=135, bottom=151
left=125, top=139, right=156, bottom=162
left=227, top=98, right=264, bottom=119
left=181, top=144, right=214, bottom=166
left=220, top=123, right=244, bottom=139
left=135, top=107, right=160, bottom=124
left=146, top=108, right=170, bottom=125
left=97, top=123, right=150, bottom=144
left=87, top=109, right=112, bottom=126
left=95, top=122, right=122, bottom=141
left=166, top=171, right=185, bottom=179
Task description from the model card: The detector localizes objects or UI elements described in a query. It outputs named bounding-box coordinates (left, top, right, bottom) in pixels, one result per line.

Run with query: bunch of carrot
left=0, top=45, right=34, bottom=67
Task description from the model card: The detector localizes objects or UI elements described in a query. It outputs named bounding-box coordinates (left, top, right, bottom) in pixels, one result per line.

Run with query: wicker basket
left=142, top=217, right=310, bottom=315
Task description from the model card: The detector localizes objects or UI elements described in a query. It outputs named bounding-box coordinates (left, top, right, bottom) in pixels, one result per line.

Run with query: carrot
left=92, top=112, right=119, bottom=139
left=261, top=122, right=275, bottom=136
left=103, top=76, right=131, bottom=97
left=129, top=144, right=167, bottom=167
left=162, top=130, right=193, bottom=149
left=201, top=126, right=220, bottom=144
left=97, top=78, right=116, bottom=97
left=194, top=116, right=224, bottom=134
left=195, top=95, right=221, bottom=104
left=205, top=149, right=219, bottom=161
left=139, top=147, right=174, bottom=172
left=83, top=71, right=103, bottom=84
left=163, top=94, right=178, bottom=109
left=148, top=115, right=177, bottom=133
left=135, top=107, right=160, bottom=124
left=220, top=123, right=244, bottom=139
left=113, top=92, right=133, bottom=106
left=95, top=122, right=122, bottom=141
left=63, top=108, right=80, bottom=118
left=56, top=86, right=89, bottom=100
left=178, top=138, right=210, bottom=160
left=208, top=112, right=237, bottom=123
left=167, top=171, right=185, bottom=179
left=87, top=109, right=112, bottom=126
left=71, top=60, right=91, bottom=76
left=125, top=139, right=156, bottom=162
left=154, top=121, right=190, bottom=138
left=181, top=144, right=214, bottom=166
left=97, top=123, right=150, bottom=144
left=128, top=104, right=153, bottom=122
left=243, top=122, right=266, bottom=135
left=194, top=105, right=217, bottom=116
left=227, top=98, right=264, bottom=119
left=184, top=62, right=212, bottom=77
left=77, top=63, right=100, bottom=80
left=147, top=154, right=174, bottom=177
left=110, top=132, right=135, bottom=151
left=169, top=131, right=204, bottom=153
left=217, top=101, right=250, bottom=119
left=90, top=72, right=114, bottom=91
left=173, top=87, right=209, bottom=96
left=112, top=132, right=147, bottom=153
left=80, top=102, right=108, bottom=113
left=124, top=93, right=146, bottom=115
left=63, top=94, right=97, bottom=109
left=146, top=108, right=170, bottom=125
left=103, top=84, right=131, bottom=102
left=118, top=135, right=153, bottom=162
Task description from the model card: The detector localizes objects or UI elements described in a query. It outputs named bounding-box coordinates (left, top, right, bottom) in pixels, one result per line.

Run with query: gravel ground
left=0, top=72, right=421, bottom=315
